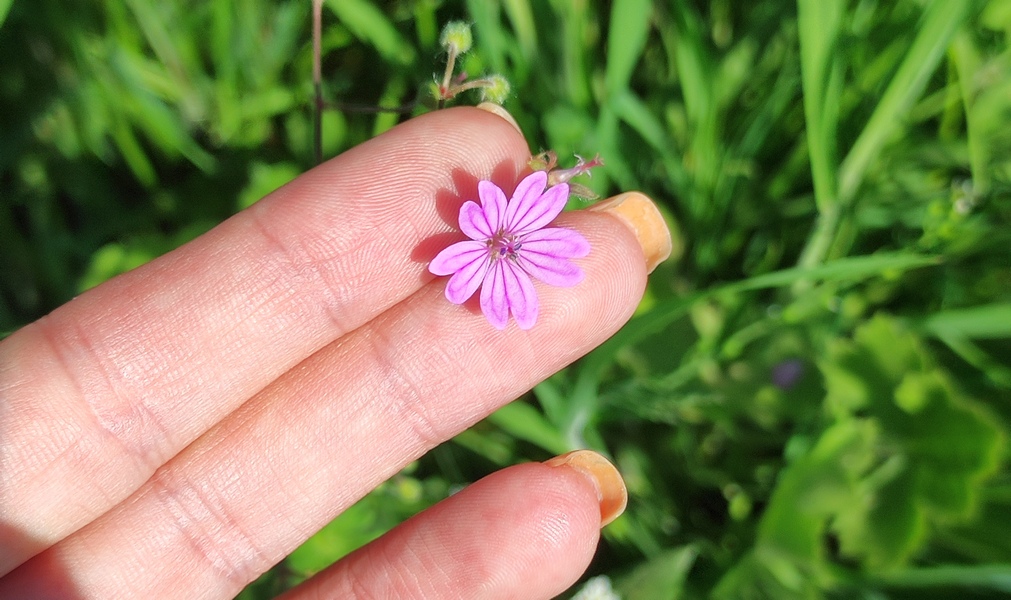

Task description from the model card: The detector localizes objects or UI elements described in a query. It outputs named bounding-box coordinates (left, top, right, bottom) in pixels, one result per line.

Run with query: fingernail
left=589, top=192, right=672, bottom=274
left=544, top=450, right=627, bottom=527
left=476, top=102, right=522, bottom=135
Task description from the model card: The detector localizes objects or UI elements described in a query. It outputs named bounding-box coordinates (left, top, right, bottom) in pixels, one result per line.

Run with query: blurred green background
left=3, top=0, right=1011, bottom=597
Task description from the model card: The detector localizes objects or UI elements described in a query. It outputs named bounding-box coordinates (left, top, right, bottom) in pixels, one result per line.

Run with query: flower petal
left=520, top=227, right=591, bottom=259
left=502, top=171, right=546, bottom=231
left=502, top=260, right=538, bottom=329
left=429, top=240, right=488, bottom=276
left=511, top=170, right=548, bottom=208
left=517, top=253, right=584, bottom=287
left=480, top=260, right=510, bottom=330
left=458, top=200, right=494, bottom=240
left=505, top=174, right=569, bottom=236
left=478, top=180, right=508, bottom=233
left=445, top=252, right=490, bottom=304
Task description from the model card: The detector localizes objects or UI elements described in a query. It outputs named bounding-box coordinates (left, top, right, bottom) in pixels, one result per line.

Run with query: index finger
left=0, top=106, right=529, bottom=574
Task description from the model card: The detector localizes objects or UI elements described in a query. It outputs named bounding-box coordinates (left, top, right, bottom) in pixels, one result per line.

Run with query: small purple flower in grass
left=429, top=170, right=590, bottom=330
left=772, top=359, right=805, bottom=390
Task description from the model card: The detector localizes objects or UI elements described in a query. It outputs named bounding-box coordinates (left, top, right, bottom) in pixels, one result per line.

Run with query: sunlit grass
left=1, top=1, right=1009, bottom=597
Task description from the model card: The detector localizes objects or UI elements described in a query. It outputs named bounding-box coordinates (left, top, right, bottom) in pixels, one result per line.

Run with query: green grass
left=2, top=1, right=1010, bottom=598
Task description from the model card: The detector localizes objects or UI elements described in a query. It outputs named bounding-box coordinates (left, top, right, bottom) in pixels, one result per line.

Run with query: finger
left=0, top=106, right=528, bottom=574
left=279, top=452, right=627, bottom=600
left=0, top=194, right=665, bottom=598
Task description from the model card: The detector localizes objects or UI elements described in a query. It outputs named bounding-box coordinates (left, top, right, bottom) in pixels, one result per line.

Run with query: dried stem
left=312, top=0, right=323, bottom=165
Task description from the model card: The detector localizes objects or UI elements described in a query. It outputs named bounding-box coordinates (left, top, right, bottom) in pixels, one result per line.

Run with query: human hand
left=0, top=106, right=671, bottom=598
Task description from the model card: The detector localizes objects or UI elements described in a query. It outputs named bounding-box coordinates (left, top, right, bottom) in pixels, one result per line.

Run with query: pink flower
left=429, top=171, right=591, bottom=330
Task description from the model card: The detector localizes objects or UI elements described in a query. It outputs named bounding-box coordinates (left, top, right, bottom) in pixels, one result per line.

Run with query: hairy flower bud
left=439, top=21, right=473, bottom=54
left=479, top=74, right=510, bottom=104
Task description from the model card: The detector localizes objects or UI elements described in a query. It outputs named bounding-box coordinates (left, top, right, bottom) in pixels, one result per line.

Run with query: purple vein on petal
left=508, top=182, right=570, bottom=235
left=504, top=171, right=547, bottom=232
left=517, top=252, right=584, bottom=287
left=478, top=180, right=507, bottom=233
left=480, top=260, right=510, bottom=330
left=504, top=261, right=538, bottom=329
left=459, top=201, right=493, bottom=240
left=430, top=240, right=487, bottom=275
left=445, top=250, right=489, bottom=303
left=520, top=228, right=591, bottom=258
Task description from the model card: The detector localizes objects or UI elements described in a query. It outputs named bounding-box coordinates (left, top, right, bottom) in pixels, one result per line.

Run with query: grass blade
left=920, top=304, right=1011, bottom=340
left=838, top=0, right=979, bottom=205
left=604, top=0, right=652, bottom=95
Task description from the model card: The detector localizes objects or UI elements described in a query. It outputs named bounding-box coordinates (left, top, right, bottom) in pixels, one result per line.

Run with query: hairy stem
left=438, top=48, right=458, bottom=108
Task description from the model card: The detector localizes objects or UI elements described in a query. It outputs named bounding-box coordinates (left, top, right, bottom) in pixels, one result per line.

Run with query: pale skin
left=0, top=107, right=648, bottom=598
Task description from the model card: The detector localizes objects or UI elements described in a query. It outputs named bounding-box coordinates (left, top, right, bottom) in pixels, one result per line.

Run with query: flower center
left=489, top=232, right=521, bottom=261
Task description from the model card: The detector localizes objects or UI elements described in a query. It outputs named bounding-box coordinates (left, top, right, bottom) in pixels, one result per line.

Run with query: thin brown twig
left=312, top=0, right=323, bottom=165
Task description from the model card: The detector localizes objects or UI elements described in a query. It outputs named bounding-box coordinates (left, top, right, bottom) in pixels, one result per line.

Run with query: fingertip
left=588, top=191, right=673, bottom=274
left=422, top=105, right=529, bottom=158
left=476, top=102, right=523, bottom=135
left=282, top=462, right=603, bottom=600
left=544, top=450, right=628, bottom=527
left=544, top=205, right=649, bottom=337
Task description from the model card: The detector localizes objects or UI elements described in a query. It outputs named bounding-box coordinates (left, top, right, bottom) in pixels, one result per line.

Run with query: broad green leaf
left=825, top=316, right=1004, bottom=568
left=724, top=314, right=1004, bottom=594
left=756, top=419, right=880, bottom=560
left=717, top=442, right=863, bottom=600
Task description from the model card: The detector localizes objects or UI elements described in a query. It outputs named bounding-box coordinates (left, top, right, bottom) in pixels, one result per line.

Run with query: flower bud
left=480, top=74, right=510, bottom=104
left=427, top=80, right=445, bottom=102
left=440, top=21, right=473, bottom=54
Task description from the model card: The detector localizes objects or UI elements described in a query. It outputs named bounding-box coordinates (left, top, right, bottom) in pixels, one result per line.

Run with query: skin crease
left=0, top=107, right=648, bottom=598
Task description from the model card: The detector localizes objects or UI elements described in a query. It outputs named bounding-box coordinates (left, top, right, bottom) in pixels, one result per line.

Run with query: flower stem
left=447, top=78, right=488, bottom=95
left=438, top=48, right=458, bottom=108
